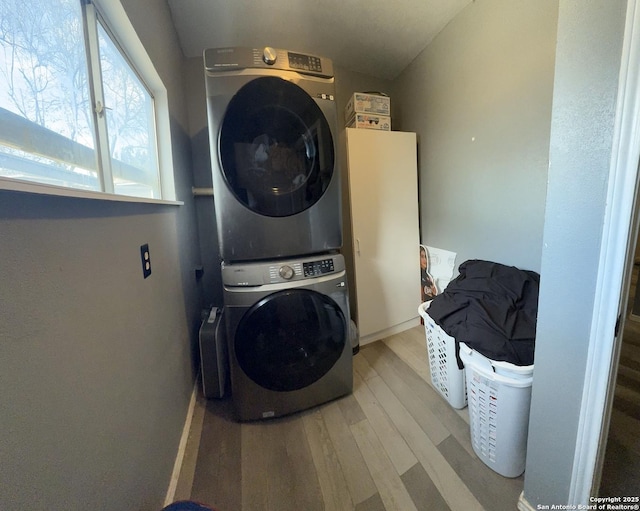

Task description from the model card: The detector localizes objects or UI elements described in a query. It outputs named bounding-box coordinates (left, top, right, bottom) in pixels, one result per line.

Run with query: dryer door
left=219, top=76, right=335, bottom=217
left=234, top=289, right=346, bottom=392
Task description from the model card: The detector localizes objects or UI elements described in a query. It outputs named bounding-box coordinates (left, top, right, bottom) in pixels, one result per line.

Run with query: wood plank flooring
left=175, top=326, right=524, bottom=510
left=599, top=310, right=640, bottom=496
left=599, top=264, right=640, bottom=498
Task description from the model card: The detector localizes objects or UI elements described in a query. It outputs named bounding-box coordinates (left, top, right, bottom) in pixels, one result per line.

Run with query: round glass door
left=235, top=289, right=346, bottom=392
left=219, top=76, right=335, bottom=217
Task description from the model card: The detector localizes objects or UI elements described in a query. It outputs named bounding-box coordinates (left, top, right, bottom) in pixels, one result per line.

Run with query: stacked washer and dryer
left=204, top=47, right=353, bottom=421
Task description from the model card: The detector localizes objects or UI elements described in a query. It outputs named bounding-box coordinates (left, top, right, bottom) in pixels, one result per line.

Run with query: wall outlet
left=140, top=244, right=151, bottom=278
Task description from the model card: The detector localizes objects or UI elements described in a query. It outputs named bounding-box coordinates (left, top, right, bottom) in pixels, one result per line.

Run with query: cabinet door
left=346, top=129, right=420, bottom=340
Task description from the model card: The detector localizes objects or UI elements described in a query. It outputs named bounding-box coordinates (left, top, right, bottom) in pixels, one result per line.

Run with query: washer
left=223, top=253, right=352, bottom=421
left=205, top=46, right=342, bottom=262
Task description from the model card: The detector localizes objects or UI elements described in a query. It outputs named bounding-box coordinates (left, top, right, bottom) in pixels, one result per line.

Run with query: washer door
left=235, top=289, right=346, bottom=392
left=219, top=76, right=335, bottom=217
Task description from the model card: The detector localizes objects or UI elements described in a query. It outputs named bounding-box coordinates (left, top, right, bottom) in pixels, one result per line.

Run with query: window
left=0, top=0, right=174, bottom=201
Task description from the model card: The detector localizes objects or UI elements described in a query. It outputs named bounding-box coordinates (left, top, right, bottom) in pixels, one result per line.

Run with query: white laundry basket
left=458, top=342, right=534, bottom=478
left=418, top=301, right=467, bottom=409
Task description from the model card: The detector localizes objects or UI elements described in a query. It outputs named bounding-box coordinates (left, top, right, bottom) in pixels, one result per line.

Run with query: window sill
left=0, top=177, right=184, bottom=206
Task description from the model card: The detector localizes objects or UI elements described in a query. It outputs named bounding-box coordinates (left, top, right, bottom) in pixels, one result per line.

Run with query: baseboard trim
left=164, top=379, right=199, bottom=506
left=359, top=316, right=421, bottom=346
left=517, top=491, right=536, bottom=511
left=628, top=312, right=640, bottom=323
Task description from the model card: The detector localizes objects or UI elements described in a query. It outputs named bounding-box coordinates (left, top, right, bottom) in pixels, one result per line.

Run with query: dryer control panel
left=204, top=46, right=334, bottom=79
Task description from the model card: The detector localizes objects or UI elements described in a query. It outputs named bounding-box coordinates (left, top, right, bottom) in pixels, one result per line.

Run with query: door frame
left=569, top=0, right=640, bottom=501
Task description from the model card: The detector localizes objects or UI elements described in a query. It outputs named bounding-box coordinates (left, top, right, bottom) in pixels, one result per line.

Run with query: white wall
left=392, top=0, right=559, bottom=273
left=524, top=0, right=627, bottom=505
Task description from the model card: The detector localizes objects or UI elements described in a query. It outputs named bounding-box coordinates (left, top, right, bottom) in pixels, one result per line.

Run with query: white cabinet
left=343, top=128, right=421, bottom=345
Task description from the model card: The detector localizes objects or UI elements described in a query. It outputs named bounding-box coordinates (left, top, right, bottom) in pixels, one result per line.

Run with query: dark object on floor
left=632, top=263, right=640, bottom=317
left=427, top=259, right=540, bottom=366
left=162, top=501, right=220, bottom=511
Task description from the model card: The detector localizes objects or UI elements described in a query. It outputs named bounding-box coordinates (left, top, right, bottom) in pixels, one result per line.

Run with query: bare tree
left=0, top=0, right=157, bottom=192
left=0, top=0, right=92, bottom=145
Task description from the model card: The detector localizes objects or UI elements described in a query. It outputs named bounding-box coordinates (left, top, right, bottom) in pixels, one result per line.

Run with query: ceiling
left=166, top=0, right=473, bottom=80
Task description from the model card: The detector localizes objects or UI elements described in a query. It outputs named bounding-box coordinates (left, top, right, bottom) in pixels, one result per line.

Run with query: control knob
left=279, top=265, right=294, bottom=280
left=263, top=47, right=277, bottom=65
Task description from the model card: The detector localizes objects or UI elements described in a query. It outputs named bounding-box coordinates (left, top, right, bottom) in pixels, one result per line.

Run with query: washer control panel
left=303, top=258, right=335, bottom=277
left=268, top=262, right=302, bottom=282
left=223, top=255, right=344, bottom=286
left=265, top=257, right=336, bottom=283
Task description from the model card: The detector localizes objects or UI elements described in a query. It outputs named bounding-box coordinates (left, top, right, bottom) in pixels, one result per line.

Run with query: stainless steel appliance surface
left=223, top=253, right=352, bottom=421
left=205, top=46, right=342, bottom=262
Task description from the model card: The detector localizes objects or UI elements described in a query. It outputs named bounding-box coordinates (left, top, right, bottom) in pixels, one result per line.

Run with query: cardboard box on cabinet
left=346, top=113, right=391, bottom=131
left=344, top=92, right=390, bottom=121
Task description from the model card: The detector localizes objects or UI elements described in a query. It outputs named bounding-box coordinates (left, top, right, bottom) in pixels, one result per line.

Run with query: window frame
left=0, top=0, right=180, bottom=205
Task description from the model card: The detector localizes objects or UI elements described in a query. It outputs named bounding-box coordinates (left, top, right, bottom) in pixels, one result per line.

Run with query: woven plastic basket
left=459, top=342, right=534, bottom=477
left=418, top=301, right=467, bottom=409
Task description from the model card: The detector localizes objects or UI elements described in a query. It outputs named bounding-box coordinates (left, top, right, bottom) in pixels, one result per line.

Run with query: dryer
left=222, top=253, right=352, bottom=421
left=204, top=47, right=342, bottom=262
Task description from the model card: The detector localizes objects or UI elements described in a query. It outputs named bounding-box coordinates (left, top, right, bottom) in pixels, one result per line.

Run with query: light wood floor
left=174, top=326, right=524, bottom=511
left=599, top=264, right=640, bottom=497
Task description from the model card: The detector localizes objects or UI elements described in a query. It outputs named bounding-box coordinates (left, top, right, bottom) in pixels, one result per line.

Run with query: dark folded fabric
left=427, top=259, right=539, bottom=366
